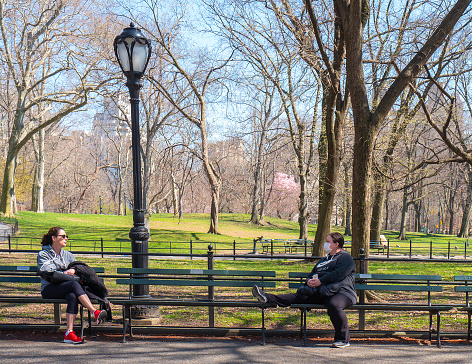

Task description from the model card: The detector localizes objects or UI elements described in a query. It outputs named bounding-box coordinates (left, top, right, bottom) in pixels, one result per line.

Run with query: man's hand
left=307, top=278, right=321, bottom=288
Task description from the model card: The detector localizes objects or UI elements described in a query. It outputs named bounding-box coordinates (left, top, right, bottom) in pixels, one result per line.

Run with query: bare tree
left=334, top=0, right=471, bottom=257
left=0, top=0, right=106, bottom=216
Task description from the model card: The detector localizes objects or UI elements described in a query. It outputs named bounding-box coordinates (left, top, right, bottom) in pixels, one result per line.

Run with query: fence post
left=270, top=239, right=274, bottom=260
left=409, top=239, right=412, bottom=259
left=358, top=248, right=366, bottom=331
left=207, top=245, right=215, bottom=327
left=101, top=238, right=104, bottom=259
left=233, top=240, right=236, bottom=261
left=387, top=239, right=390, bottom=258
left=448, top=241, right=450, bottom=260
left=430, top=241, right=432, bottom=260
left=304, top=240, right=307, bottom=257
left=8, top=234, right=10, bottom=253
left=190, top=240, right=193, bottom=260
left=465, top=240, right=468, bottom=260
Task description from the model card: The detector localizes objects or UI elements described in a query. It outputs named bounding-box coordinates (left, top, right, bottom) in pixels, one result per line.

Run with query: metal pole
left=127, top=74, right=149, bottom=298
left=101, top=237, right=104, bottom=259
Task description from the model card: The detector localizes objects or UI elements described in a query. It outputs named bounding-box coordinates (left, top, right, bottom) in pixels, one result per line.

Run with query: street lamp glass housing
left=114, top=23, right=151, bottom=77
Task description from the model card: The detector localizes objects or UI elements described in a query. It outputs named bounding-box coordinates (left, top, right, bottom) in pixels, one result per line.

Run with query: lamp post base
left=125, top=305, right=161, bottom=326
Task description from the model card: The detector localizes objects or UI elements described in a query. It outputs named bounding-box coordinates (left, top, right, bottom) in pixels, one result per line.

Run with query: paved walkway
left=0, top=335, right=470, bottom=363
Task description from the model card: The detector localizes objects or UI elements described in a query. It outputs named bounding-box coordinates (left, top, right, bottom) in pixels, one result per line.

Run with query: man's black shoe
left=252, top=285, right=268, bottom=304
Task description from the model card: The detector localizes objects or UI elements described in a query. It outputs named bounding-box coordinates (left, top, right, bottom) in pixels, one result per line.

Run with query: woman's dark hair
left=328, top=232, right=344, bottom=249
left=41, top=227, right=63, bottom=246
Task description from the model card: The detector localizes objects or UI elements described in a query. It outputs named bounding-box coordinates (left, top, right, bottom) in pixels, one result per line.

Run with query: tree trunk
left=172, top=173, right=179, bottom=217
left=398, top=186, right=409, bottom=240
left=31, top=128, right=45, bottom=213
left=351, top=119, right=376, bottom=257
left=298, top=170, right=309, bottom=240
left=0, top=146, right=18, bottom=217
left=249, top=128, right=267, bottom=224
left=370, top=174, right=386, bottom=242
left=208, top=185, right=220, bottom=234
left=458, top=166, right=472, bottom=237
left=313, top=87, right=343, bottom=255
left=344, top=163, right=352, bottom=236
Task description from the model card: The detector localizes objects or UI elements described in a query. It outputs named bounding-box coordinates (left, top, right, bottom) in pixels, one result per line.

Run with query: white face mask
left=323, top=241, right=331, bottom=252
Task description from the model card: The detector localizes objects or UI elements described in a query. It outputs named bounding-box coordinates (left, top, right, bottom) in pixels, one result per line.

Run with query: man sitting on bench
left=252, top=232, right=356, bottom=348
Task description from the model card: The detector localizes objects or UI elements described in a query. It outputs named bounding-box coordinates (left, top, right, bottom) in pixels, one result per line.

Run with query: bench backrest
left=116, top=268, right=277, bottom=298
left=288, top=272, right=443, bottom=304
left=454, top=275, right=472, bottom=306
left=0, top=265, right=105, bottom=284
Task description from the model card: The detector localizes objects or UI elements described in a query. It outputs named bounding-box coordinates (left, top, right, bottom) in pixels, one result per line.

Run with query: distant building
left=92, top=95, right=131, bottom=138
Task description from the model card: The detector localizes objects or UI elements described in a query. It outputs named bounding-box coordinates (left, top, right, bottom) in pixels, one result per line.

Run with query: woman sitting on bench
left=252, top=232, right=356, bottom=348
left=37, top=227, right=107, bottom=344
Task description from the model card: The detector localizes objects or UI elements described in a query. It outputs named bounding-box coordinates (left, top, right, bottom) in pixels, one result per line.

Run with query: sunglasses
left=56, top=234, right=68, bottom=239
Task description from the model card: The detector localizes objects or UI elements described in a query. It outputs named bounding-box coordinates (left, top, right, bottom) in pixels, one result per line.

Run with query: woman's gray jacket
left=37, top=244, right=76, bottom=292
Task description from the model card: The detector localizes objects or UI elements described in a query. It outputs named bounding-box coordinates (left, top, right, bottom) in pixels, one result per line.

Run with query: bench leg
left=80, top=305, right=84, bottom=339
left=303, top=308, right=307, bottom=347
left=428, top=312, right=433, bottom=342
left=122, top=305, right=128, bottom=343
left=436, top=311, right=441, bottom=347
left=299, top=309, right=304, bottom=340
left=53, top=303, right=61, bottom=325
left=468, top=311, right=471, bottom=341
left=261, top=307, right=266, bottom=346
left=88, top=309, right=92, bottom=335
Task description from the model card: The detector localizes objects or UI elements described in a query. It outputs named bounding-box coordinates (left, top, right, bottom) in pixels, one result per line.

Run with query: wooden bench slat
left=0, top=276, right=41, bottom=283
left=357, top=274, right=442, bottom=281
left=455, top=286, right=472, bottom=292
left=117, top=268, right=276, bottom=277
left=355, top=284, right=442, bottom=292
left=454, top=276, right=472, bottom=281
left=116, top=278, right=275, bottom=288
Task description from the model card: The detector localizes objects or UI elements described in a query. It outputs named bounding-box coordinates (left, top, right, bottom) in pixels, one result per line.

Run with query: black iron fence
left=1, top=234, right=472, bottom=261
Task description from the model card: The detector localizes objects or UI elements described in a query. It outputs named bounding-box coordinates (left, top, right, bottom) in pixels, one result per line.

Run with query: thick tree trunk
left=313, top=86, right=344, bottom=255
left=351, top=119, right=376, bottom=258
left=0, top=147, right=18, bottom=217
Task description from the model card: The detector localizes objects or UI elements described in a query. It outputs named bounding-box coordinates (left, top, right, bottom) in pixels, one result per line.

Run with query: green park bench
left=454, top=275, right=472, bottom=340
left=112, top=267, right=276, bottom=343
left=0, top=265, right=105, bottom=337
left=287, top=272, right=451, bottom=347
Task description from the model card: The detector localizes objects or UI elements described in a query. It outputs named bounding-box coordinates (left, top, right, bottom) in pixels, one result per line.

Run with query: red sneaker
left=94, top=309, right=107, bottom=324
left=64, top=330, right=83, bottom=344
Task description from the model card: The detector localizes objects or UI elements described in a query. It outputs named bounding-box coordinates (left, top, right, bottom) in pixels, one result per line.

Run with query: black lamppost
left=99, top=195, right=102, bottom=214
left=114, top=23, right=151, bottom=298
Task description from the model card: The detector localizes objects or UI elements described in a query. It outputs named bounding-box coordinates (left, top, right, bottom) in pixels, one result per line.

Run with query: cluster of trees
left=1, top=0, right=472, bottom=257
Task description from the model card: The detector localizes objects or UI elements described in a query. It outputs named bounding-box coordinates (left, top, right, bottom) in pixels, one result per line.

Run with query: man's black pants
left=265, top=291, right=353, bottom=343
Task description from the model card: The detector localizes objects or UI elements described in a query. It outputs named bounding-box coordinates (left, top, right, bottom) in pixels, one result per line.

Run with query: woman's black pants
left=41, top=281, right=86, bottom=315
left=265, top=292, right=353, bottom=343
